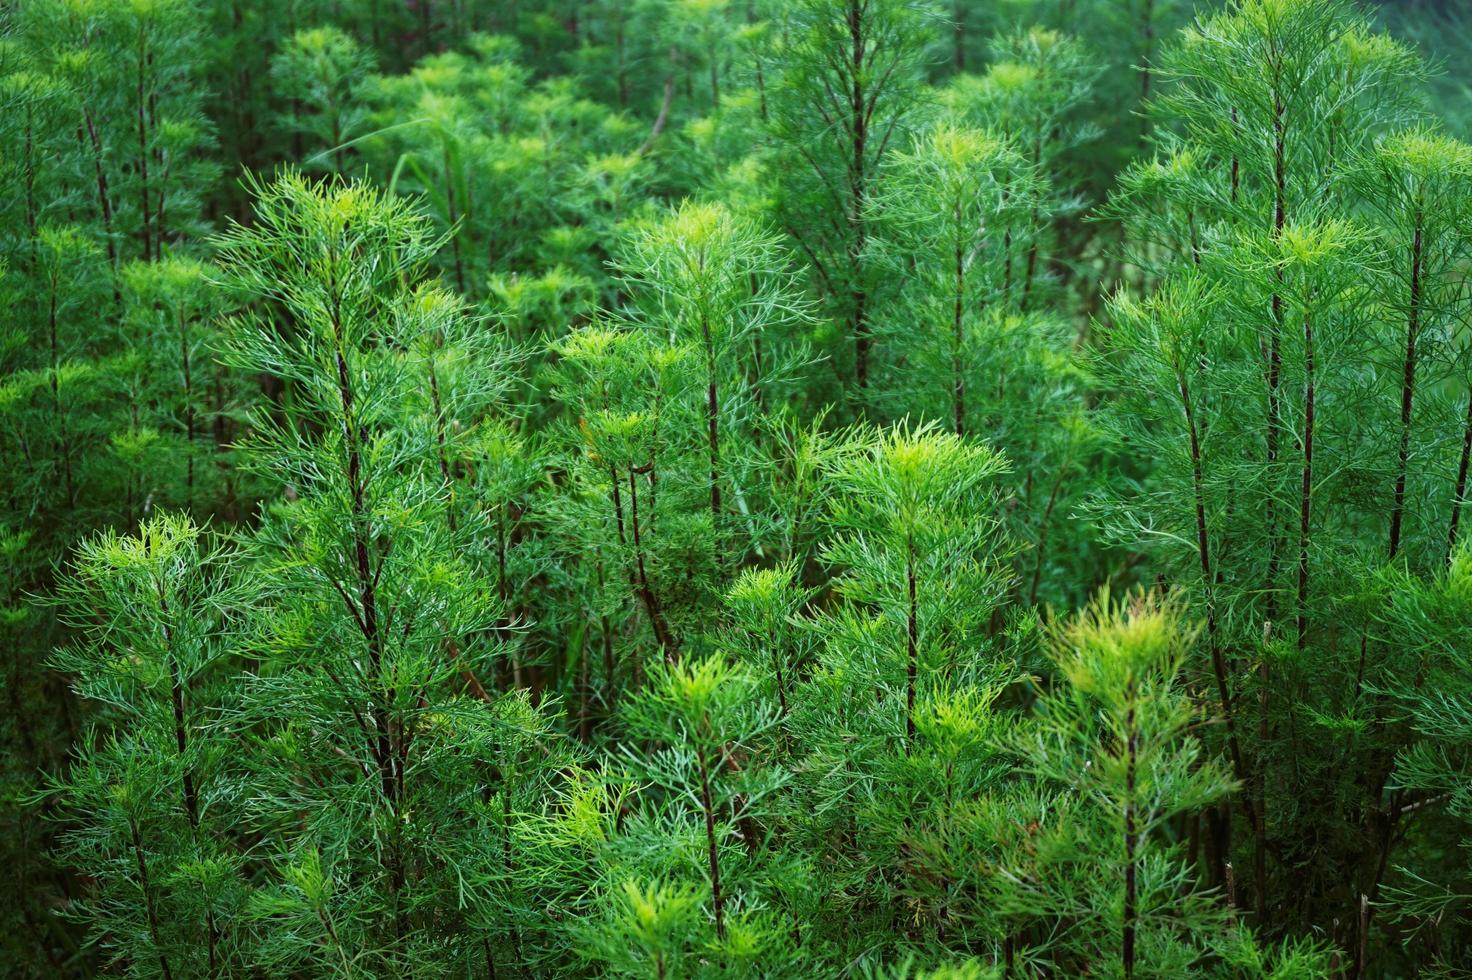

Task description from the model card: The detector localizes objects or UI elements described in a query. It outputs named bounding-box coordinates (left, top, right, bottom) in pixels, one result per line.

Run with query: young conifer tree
left=1098, top=2, right=1442, bottom=949
left=549, top=326, right=693, bottom=676
left=2, top=2, right=222, bottom=962
left=615, top=200, right=809, bottom=570
left=819, top=422, right=1011, bottom=745
left=120, top=256, right=230, bottom=515
left=769, top=0, right=933, bottom=405
left=214, top=173, right=555, bottom=974
left=1375, top=543, right=1472, bottom=973
left=918, top=39, right=1098, bottom=609
left=359, top=35, right=654, bottom=305
left=660, top=0, right=742, bottom=113
left=995, top=590, right=1319, bottom=978
left=582, top=654, right=794, bottom=974
left=45, top=514, right=249, bottom=978
left=786, top=421, right=1013, bottom=950
left=397, top=284, right=541, bottom=694
left=1342, top=128, right=1472, bottom=570
left=119, top=0, right=219, bottom=260
left=941, top=27, right=1096, bottom=313
left=869, top=123, right=1026, bottom=432
left=270, top=27, right=376, bottom=174
left=722, top=563, right=813, bottom=726
left=747, top=408, right=850, bottom=570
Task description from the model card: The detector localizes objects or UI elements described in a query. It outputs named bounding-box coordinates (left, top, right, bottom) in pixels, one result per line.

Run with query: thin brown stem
left=698, top=745, right=726, bottom=939
left=1388, top=204, right=1424, bottom=562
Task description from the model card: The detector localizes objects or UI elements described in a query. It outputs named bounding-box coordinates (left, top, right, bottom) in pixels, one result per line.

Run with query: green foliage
left=5, top=1, right=1472, bottom=977
left=271, top=26, right=376, bottom=171
left=1097, top=0, right=1472, bottom=968
left=45, top=514, right=248, bottom=977
left=769, top=0, right=935, bottom=402
left=1000, top=591, right=1238, bottom=977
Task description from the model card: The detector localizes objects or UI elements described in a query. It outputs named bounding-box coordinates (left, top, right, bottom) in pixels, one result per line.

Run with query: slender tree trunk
left=1027, top=468, right=1068, bottom=606
left=952, top=0, right=965, bottom=71
left=752, top=328, right=766, bottom=418
left=597, top=555, right=617, bottom=717
left=1139, top=0, right=1155, bottom=106
left=23, top=113, right=38, bottom=275
left=499, top=504, right=522, bottom=689
left=501, top=783, right=525, bottom=970
left=1356, top=202, right=1429, bottom=712
left=610, top=463, right=628, bottom=546
left=1265, top=90, right=1287, bottom=628
left=156, top=151, right=171, bottom=260
left=616, top=20, right=628, bottom=108
left=1388, top=203, right=1424, bottom=561
left=213, top=374, right=235, bottom=522
left=770, top=630, right=790, bottom=718
left=755, top=48, right=769, bottom=119
left=1179, top=369, right=1237, bottom=760
left=333, top=341, right=393, bottom=808
left=575, top=624, right=591, bottom=739
left=427, top=349, right=456, bottom=532
left=82, top=108, right=123, bottom=311
left=129, top=816, right=175, bottom=980
left=158, top=585, right=219, bottom=966
left=1002, top=223, right=1014, bottom=303
left=160, top=615, right=199, bottom=831
left=1254, top=89, right=1289, bottom=932
left=1022, top=134, right=1045, bottom=306
left=326, top=285, right=405, bottom=934
left=698, top=746, right=726, bottom=939
left=1230, top=107, right=1241, bottom=207
left=627, top=469, right=676, bottom=660
left=709, top=43, right=720, bottom=109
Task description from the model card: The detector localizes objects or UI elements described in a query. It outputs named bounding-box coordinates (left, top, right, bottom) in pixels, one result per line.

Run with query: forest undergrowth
left=2, top=0, right=1472, bottom=976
